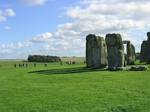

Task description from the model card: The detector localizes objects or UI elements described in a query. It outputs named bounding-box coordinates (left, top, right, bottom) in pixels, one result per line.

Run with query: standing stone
left=124, top=53, right=127, bottom=67
left=105, top=33, right=124, bottom=70
left=140, top=41, right=148, bottom=62
left=86, top=34, right=107, bottom=68
left=148, top=32, right=150, bottom=41
left=127, top=42, right=136, bottom=65
left=140, top=32, right=150, bottom=63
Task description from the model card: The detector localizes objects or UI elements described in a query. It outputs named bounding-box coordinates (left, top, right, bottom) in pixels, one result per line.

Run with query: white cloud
left=0, top=8, right=16, bottom=22
left=31, top=32, right=53, bottom=43
left=2, top=0, right=150, bottom=58
left=62, top=0, right=150, bottom=52
left=4, top=9, right=16, bottom=16
left=0, top=15, right=6, bottom=22
left=24, top=0, right=150, bottom=56
left=66, top=1, right=150, bottom=32
left=4, top=26, right=11, bottom=30
left=20, top=0, right=48, bottom=6
left=0, top=41, right=32, bottom=54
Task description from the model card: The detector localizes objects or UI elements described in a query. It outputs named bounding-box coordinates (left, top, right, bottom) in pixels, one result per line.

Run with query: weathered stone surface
left=147, top=32, right=150, bottom=41
left=86, top=34, right=107, bottom=68
left=123, top=40, right=136, bottom=65
left=140, top=41, right=148, bottom=62
left=127, top=42, right=136, bottom=65
left=122, top=40, right=130, bottom=44
left=140, top=32, right=150, bottom=63
left=105, top=33, right=124, bottom=70
left=124, top=54, right=127, bottom=67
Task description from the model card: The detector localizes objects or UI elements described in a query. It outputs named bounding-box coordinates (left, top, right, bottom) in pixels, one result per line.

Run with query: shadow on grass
left=29, top=67, right=106, bottom=75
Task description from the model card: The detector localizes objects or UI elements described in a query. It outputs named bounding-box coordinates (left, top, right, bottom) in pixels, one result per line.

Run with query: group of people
left=14, top=63, right=28, bottom=68
left=13, top=60, right=86, bottom=68
left=65, top=60, right=86, bottom=65
left=14, top=63, right=48, bottom=68
left=66, top=61, right=76, bottom=65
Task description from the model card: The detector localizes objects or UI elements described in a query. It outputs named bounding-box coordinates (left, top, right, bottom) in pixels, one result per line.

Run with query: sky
left=0, top=0, right=150, bottom=59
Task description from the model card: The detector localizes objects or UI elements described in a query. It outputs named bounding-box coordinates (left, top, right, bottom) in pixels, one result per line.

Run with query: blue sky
left=0, top=0, right=76, bottom=42
left=0, top=0, right=150, bottom=59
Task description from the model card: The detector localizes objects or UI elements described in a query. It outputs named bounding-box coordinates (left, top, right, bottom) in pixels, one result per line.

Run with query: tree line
left=28, top=55, right=61, bottom=62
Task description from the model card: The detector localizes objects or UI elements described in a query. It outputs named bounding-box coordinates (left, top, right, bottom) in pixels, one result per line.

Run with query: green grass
left=0, top=61, right=150, bottom=112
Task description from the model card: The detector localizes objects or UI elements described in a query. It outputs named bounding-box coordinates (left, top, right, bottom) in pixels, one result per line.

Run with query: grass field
left=0, top=60, right=150, bottom=112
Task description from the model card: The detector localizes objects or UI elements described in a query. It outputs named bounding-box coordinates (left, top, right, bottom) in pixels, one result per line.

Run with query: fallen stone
left=129, top=65, right=149, bottom=71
